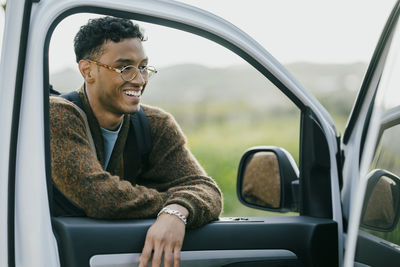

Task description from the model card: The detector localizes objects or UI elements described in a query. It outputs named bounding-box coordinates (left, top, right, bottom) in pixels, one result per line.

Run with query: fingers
left=173, top=246, right=181, bottom=267
left=163, top=246, right=173, bottom=267
left=162, top=246, right=181, bottom=267
left=151, top=244, right=162, bottom=267
left=140, top=215, right=185, bottom=267
left=140, top=243, right=181, bottom=267
left=139, top=233, right=173, bottom=267
left=139, top=238, right=153, bottom=267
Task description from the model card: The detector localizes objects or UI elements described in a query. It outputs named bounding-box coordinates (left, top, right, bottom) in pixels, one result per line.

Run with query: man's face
left=90, top=38, right=148, bottom=116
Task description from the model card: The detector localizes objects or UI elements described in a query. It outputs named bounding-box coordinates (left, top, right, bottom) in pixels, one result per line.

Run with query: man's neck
left=96, top=112, right=123, bottom=131
left=85, top=85, right=123, bottom=131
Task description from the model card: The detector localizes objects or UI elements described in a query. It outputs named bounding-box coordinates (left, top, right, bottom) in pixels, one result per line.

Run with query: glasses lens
left=121, top=66, right=138, bottom=81
left=147, top=66, right=157, bottom=79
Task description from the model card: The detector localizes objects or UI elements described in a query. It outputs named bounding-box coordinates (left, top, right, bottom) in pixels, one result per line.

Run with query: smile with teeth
left=124, top=90, right=141, bottom=97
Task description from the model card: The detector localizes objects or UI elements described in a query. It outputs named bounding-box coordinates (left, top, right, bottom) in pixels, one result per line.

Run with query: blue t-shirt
left=101, top=121, right=123, bottom=170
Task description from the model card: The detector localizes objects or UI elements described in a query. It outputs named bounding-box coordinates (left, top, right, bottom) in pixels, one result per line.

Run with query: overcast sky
left=178, top=0, right=396, bottom=63
left=1, top=0, right=398, bottom=72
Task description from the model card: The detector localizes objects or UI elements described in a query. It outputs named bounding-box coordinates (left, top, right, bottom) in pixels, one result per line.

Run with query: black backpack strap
left=60, top=91, right=83, bottom=110
left=49, top=84, right=62, bottom=96
left=131, top=108, right=152, bottom=165
left=124, top=108, right=152, bottom=184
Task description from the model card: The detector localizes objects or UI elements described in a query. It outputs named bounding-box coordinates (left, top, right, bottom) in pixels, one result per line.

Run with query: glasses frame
left=86, top=59, right=157, bottom=81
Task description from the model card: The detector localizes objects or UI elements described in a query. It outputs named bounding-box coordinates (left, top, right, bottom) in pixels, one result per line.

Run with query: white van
left=1, top=0, right=400, bottom=266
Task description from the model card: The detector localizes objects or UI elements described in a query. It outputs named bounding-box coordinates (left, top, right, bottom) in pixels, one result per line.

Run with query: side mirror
left=237, top=146, right=299, bottom=212
left=361, top=169, right=400, bottom=232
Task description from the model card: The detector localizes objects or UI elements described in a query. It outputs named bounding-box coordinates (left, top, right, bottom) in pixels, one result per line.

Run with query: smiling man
left=49, top=16, right=222, bottom=267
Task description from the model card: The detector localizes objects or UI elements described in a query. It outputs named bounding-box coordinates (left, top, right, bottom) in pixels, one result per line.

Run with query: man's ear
left=78, top=60, right=95, bottom=83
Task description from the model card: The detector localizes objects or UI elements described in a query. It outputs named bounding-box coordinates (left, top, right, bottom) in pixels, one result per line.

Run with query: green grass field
left=180, top=111, right=349, bottom=216
left=182, top=115, right=300, bottom=216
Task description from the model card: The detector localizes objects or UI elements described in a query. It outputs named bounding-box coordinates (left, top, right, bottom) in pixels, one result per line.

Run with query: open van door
left=341, top=1, right=400, bottom=266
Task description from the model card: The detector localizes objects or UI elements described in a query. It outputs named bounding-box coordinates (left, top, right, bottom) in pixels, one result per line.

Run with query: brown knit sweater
left=49, top=87, right=222, bottom=228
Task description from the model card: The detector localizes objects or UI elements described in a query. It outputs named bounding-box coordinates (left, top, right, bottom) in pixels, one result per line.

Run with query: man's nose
left=129, top=71, right=146, bottom=85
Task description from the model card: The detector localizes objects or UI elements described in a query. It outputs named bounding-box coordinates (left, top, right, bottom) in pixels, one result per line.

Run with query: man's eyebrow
left=115, top=58, right=149, bottom=64
left=115, top=58, right=134, bottom=64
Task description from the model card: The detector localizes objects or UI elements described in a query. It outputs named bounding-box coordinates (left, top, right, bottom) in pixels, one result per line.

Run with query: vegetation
left=185, top=115, right=300, bottom=216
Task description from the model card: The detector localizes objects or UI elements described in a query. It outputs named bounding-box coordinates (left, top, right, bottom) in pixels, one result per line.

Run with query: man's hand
left=139, top=204, right=188, bottom=267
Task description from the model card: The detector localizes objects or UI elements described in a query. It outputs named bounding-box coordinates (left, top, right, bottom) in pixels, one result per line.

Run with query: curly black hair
left=74, top=16, right=145, bottom=63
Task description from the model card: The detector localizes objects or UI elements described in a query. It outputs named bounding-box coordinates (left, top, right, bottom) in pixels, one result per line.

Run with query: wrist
left=164, top=203, right=189, bottom=217
left=157, top=207, right=187, bottom=225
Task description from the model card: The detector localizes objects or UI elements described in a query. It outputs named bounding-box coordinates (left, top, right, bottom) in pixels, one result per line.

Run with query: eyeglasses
left=86, top=59, right=157, bottom=81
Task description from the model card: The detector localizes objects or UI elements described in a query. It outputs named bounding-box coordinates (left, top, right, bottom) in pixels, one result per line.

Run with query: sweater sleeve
left=139, top=106, right=223, bottom=228
left=50, top=97, right=166, bottom=219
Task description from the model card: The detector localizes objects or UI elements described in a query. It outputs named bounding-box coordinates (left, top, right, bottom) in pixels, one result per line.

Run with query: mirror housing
left=237, top=146, right=299, bottom=212
left=361, top=169, right=400, bottom=232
